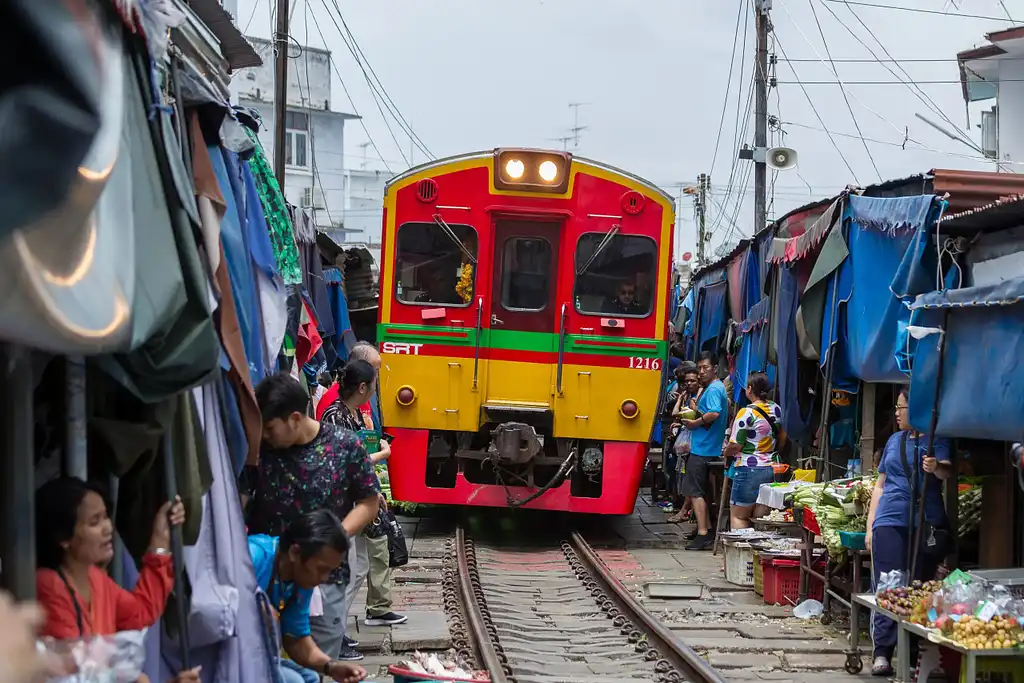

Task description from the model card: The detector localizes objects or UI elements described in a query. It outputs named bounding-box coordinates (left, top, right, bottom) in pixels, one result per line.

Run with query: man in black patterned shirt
left=245, top=373, right=380, bottom=662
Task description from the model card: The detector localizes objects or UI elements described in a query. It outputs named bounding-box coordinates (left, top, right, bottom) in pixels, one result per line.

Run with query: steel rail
left=455, top=526, right=509, bottom=683
left=569, top=531, right=727, bottom=683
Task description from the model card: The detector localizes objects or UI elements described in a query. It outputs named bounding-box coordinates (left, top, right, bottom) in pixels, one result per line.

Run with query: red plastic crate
left=761, top=557, right=824, bottom=606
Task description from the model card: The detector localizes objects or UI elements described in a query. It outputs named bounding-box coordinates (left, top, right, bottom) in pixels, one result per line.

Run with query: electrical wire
left=775, top=79, right=1023, bottom=84
left=242, top=0, right=264, bottom=34
left=299, top=0, right=337, bottom=229
left=998, top=0, right=1015, bottom=22
left=779, top=57, right=1024, bottom=63
left=709, top=0, right=747, bottom=178
left=774, top=33, right=859, bottom=182
left=312, top=0, right=410, bottom=167
left=780, top=118, right=1023, bottom=168
left=821, top=0, right=974, bottom=143
left=822, top=0, right=1012, bottom=21
left=775, top=0, right=919, bottom=144
left=806, top=0, right=881, bottom=181
left=306, top=3, right=394, bottom=172
left=327, top=0, right=435, bottom=160
left=707, top=71, right=755, bottom=238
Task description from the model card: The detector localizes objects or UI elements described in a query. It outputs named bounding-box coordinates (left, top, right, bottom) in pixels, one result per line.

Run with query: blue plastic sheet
left=697, top=279, right=728, bottom=353
left=732, top=298, right=774, bottom=404
left=908, top=278, right=1024, bottom=441
left=777, top=265, right=814, bottom=441
left=822, top=195, right=937, bottom=384
left=212, top=148, right=265, bottom=387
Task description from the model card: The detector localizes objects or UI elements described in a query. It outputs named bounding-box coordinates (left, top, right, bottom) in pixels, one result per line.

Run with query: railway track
left=443, top=526, right=726, bottom=683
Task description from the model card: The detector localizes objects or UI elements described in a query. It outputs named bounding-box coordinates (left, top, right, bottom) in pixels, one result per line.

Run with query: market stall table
left=820, top=548, right=871, bottom=631
left=852, top=593, right=1024, bottom=682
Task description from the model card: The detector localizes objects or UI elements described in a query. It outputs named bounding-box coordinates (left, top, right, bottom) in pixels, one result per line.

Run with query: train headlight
left=397, top=386, right=417, bottom=406
left=493, top=148, right=571, bottom=193
left=619, top=400, right=639, bottom=419
left=505, top=158, right=525, bottom=179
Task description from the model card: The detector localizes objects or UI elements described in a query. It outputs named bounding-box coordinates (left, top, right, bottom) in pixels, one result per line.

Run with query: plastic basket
left=388, top=665, right=489, bottom=683
left=762, top=557, right=824, bottom=606
left=724, top=540, right=756, bottom=587
left=752, top=550, right=764, bottom=595
left=839, top=530, right=866, bottom=550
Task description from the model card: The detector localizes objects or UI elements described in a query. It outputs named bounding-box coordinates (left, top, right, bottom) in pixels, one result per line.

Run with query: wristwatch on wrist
left=151, top=547, right=171, bottom=556
left=322, top=661, right=333, bottom=676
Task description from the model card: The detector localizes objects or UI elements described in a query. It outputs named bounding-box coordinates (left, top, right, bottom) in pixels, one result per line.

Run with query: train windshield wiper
left=432, top=214, right=478, bottom=264
left=576, top=224, right=620, bottom=276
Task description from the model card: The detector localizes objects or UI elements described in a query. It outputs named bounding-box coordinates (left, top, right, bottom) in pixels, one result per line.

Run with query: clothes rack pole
left=65, top=356, right=88, bottom=480
left=0, top=344, right=35, bottom=599
left=910, top=311, right=949, bottom=579
left=163, top=432, right=192, bottom=670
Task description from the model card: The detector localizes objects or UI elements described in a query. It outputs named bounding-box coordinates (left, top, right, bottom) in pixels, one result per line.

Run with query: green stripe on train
left=376, top=324, right=667, bottom=356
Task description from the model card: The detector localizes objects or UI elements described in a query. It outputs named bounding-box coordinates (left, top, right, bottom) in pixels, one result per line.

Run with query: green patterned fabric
left=244, top=128, right=302, bottom=285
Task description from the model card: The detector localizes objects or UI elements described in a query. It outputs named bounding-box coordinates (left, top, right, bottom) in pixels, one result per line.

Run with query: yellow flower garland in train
left=456, top=263, right=473, bottom=303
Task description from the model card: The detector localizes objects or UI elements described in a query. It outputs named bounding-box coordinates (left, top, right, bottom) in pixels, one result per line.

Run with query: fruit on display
left=877, top=580, right=943, bottom=618
left=946, top=615, right=1024, bottom=650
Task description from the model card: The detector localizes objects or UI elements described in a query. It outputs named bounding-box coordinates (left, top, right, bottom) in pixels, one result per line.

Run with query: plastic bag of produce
left=877, top=569, right=906, bottom=594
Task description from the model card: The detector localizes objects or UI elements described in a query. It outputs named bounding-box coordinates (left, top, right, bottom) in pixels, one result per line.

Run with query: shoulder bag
left=898, top=433, right=952, bottom=561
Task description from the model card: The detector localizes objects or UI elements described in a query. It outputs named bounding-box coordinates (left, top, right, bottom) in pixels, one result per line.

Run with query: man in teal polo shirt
left=679, top=352, right=729, bottom=550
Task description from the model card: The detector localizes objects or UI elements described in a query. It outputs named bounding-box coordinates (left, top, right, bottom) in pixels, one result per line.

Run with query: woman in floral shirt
left=724, top=372, right=785, bottom=530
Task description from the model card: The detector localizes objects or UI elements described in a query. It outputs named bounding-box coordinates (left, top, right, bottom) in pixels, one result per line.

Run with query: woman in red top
left=34, top=477, right=185, bottom=640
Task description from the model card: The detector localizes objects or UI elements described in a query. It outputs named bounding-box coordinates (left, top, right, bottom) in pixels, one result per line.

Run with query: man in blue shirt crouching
left=249, top=510, right=367, bottom=683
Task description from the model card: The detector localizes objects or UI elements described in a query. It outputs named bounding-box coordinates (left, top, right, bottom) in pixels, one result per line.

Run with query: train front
left=377, top=148, right=674, bottom=514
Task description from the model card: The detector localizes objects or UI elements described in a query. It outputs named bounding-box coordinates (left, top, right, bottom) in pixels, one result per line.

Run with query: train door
left=484, top=219, right=561, bottom=409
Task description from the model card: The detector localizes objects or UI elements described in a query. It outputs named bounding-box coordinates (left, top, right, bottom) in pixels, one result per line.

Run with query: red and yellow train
left=376, top=148, right=674, bottom=514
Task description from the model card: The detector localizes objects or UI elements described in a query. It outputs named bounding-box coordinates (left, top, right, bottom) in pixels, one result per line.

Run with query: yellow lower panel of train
left=379, top=354, right=661, bottom=442
left=552, top=363, right=661, bottom=442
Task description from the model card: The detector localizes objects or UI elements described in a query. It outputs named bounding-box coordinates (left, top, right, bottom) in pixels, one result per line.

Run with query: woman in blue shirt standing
left=865, top=387, right=953, bottom=676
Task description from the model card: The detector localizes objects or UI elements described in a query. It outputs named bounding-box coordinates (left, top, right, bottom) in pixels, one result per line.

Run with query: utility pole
left=697, top=174, right=709, bottom=265
left=683, top=175, right=711, bottom=266
left=272, top=0, right=291, bottom=192
left=753, top=0, right=771, bottom=235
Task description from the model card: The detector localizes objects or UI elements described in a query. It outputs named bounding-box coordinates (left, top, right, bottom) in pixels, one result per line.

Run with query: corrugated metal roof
left=188, top=0, right=262, bottom=70
left=940, top=193, right=1024, bottom=234
left=930, top=169, right=1024, bottom=213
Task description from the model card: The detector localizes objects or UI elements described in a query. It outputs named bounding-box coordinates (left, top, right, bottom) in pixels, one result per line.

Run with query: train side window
left=395, top=221, right=478, bottom=307
left=573, top=233, right=657, bottom=317
left=500, top=237, right=552, bottom=312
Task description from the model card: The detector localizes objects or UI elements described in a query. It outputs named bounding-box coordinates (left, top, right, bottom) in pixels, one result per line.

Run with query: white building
left=958, top=26, right=1024, bottom=165
left=342, top=168, right=394, bottom=247
left=232, top=36, right=359, bottom=242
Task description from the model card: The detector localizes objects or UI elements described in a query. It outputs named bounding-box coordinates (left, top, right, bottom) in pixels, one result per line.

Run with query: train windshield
left=395, top=221, right=478, bottom=306
left=573, top=233, right=657, bottom=317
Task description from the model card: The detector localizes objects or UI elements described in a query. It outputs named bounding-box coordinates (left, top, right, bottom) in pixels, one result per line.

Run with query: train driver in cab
left=414, top=263, right=454, bottom=304
left=604, top=279, right=643, bottom=316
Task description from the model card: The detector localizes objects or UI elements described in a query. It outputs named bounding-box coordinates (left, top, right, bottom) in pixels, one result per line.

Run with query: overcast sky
left=236, top=0, right=1019, bottom=257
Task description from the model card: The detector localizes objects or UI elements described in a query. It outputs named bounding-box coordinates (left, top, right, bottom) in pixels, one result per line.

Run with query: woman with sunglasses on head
left=865, top=387, right=953, bottom=677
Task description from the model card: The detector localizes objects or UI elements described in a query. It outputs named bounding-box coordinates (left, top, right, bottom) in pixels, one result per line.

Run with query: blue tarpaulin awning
left=821, top=195, right=939, bottom=386
left=908, top=277, right=1024, bottom=441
